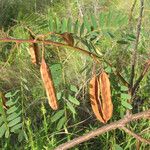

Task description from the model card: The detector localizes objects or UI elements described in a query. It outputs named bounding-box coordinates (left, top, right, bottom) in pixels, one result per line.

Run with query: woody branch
left=0, top=37, right=128, bottom=85
left=54, top=109, right=150, bottom=150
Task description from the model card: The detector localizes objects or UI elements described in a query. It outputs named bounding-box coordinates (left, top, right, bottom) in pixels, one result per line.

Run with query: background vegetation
left=0, top=0, right=150, bottom=149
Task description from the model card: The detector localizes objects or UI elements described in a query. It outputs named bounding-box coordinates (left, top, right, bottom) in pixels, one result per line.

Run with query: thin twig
left=121, top=127, right=150, bottom=144
left=0, top=37, right=100, bottom=60
left=130, top=0, right=144, bottom=89
left=54, top=109, right=150, bottom=150
left=132, top=60, right=150, bottom=94
left=121, top=126, right=150, bottom=144
left=128, top=0, right=137, bottom=24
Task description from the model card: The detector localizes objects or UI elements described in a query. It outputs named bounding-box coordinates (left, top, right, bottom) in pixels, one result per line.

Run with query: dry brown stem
left=54, top=109, right=150, bottom=150
left=130, top=0, right=144, bottom=89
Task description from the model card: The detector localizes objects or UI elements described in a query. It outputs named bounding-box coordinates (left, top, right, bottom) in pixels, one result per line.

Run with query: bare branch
left=128, top=0, right=137, bottom=23
left=0, top=37, right=128, bottom=86
left=54, top=109, right=150, bottom=150
left=121, top=126, right=150, bottom=144
left=130, top=0, right=144, bottom=89
left=0, top=37, right=100, bottom=60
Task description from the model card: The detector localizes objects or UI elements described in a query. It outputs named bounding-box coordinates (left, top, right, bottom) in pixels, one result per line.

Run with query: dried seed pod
left=89, top=74, right=106, bottom=123
left=29, top=44, right=39, bottom=65
left=29, top=32, right=39, bottom=65
left=60, top=32, right=74, bottom=46
left=89, top=71, right=113, bottom=123
left=98, top=71, right=113, bottom=122
left=40, top=57, right=58, bottom=110
left=0, top=91, right=8, bottom=110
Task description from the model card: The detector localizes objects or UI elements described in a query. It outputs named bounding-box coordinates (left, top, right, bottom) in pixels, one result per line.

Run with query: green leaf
left=127, top=34, right=136, bottom=40
left=0, top=124, right=6, bottom=138
left=6, top=106, right=18, bottom=114
left=0, top=98, right=2, bottom=103
left=121, top=100, right=133, bottom=109
left=114, top=144, right=123, bottom=150
left=57, top=92, right=62, bottom=100
left=121, top=86, right=128, bottom=91
left=49, top=16, right=54, bottom=31
left=8, top=117, right=21, bottom=127
left=107, top=31, right=115, bottom=38
left=105, top=66, right=112, bottom=73
left=5, top=129, right=9, bottom=138
left=117, top=40, right=129, bottom=44
left=88, top=32, right=99, bottom=41
left=21, top=77, right=28, bottom=83
left=11, top=123, right=22, bottom=132
left=18, top=130, right=25, bottom=142
left=56, top=116, right=66, bottom=130
left=50, top=63, right=62, bottom=86
left=99, top=13, right=105, bottom=28
left=83, top=16, right=91, bottom=32
left=67, top=18, right=72, bottom=32
left=70, top=85, right=78, bottom=93
left=51, top=110, right=64, bottom=123
left=61, top=18, right=67, bottom=33
left=0, top=100, right=4, bottom=114
left=80, top=39, right=93, bottom=52
left=55, top=17, right=60, bottom=33
left=11, top=90, right=20, bottom=97
left=80, top=23, right=85, bottom=36
left=74, top=20, right=79, bottom=34
left=79, top=63, right=90, bottom=74
left=0, top=117, right=3, bottom=126
left=23, top=84, right=29, bottom=91
left=6, top=97, right=19, bottom=106
left=66, top=101, right=76, bottom=114
left=90, top=14, right=97, bottom=29
left=68, top=95, right=80, bottom=106
left=5, top=92, right=12, bottom=98
left=120, top=106, right=125, bottom=118
left=7, top=111, right=22, bottom=121
left=121, top=93, right=131, bottom=100
left=127, top=36, right=135, bottom=41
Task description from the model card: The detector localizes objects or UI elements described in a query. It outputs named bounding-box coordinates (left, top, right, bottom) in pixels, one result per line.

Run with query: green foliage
left=50, top=83, right=80, bottom=131
left=0, top=91, right=22, bottom=139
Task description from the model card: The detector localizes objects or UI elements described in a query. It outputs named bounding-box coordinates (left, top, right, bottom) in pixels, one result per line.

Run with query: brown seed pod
left=89, top=71, right=113, bottom=123
left=29, top=32, right=39, bottom=65
left=40, top=56, right=58, bottom=110
left=98, top=71, right=113, bottom=122
left=0, top=91, right=8, bottom=110
left=29, top=44, right=39, bottom=65
left=89, top=74, right=106, bottom=123
left=60, top=32, right=74, bottom=46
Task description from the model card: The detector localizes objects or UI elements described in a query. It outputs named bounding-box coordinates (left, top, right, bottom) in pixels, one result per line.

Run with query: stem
left=0, top=37, right=128, bottom=85
left=54, top=109, right=150, bottom=150
left=132, top=60, right=150, bottom=94
left=128, top=0, right=137, bottom=24
left=130, top=0, right=144, bottom=89
left=0, top=38, right=100, bottom=60
left=121, top=126, right=150, bottom=144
